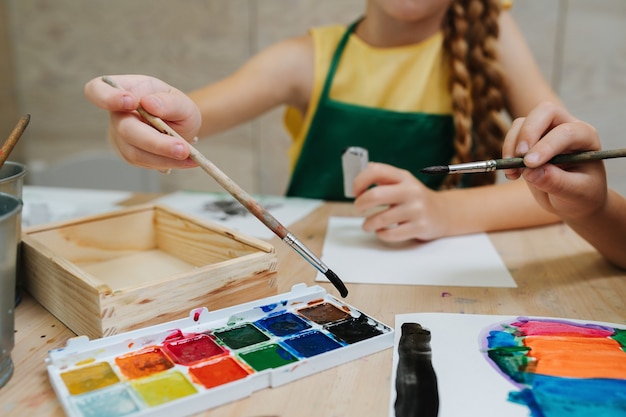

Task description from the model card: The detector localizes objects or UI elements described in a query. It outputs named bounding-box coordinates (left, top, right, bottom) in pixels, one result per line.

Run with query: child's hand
left=84, top=75, right=201, bottom=170
left=353, top=162, right=450, bottom=242
left=502, top=101, right=607, bottom=220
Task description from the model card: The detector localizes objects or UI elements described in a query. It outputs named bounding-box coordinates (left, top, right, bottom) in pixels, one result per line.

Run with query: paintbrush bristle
left=420, top=165, right=449, bottom=175
left=324, top=269, right=348, bottom=298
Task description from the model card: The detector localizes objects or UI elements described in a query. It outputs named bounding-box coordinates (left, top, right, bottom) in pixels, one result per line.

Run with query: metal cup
left=0, top=162, right=26, bottom=307
left=0, top=162, right=27, bottom=197
left=0, top=192, right=22, bottom=389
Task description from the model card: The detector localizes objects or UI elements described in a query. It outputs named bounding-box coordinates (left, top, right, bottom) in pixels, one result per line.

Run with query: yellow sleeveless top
left=284, top=25, right=453, bottom=172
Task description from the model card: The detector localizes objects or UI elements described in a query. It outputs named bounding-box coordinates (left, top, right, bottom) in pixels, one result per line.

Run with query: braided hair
left=442, top=0, right=509, bottom=188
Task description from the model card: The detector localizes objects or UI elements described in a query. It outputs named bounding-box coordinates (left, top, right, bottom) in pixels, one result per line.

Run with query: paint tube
left=342, top=146, right=368, bottom=198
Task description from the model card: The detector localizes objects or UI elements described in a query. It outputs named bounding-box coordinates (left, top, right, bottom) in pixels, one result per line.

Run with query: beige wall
left=1, top=0, right=625, bottom=195
left=0, top=1, right=20, bottom=159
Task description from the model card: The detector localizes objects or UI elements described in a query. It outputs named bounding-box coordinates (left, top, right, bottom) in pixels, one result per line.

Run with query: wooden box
left=21, top=204, right=278, bottom=339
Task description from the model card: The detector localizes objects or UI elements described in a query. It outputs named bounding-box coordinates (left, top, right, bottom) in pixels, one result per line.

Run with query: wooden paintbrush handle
left=186, top=145, right=289, bottom=239
left=138, top=106, right=289, bottom=238
left=495, top=148, right=626, bottom=170
left=0, top=114, right=30, bottom=168
left=549, top=148, right=626, bottom=164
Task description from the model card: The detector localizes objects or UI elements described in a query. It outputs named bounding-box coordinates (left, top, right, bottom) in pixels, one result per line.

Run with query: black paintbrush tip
left=324, top=269, right=348, bottom=298
left=420, top=165, right=449, bottom=175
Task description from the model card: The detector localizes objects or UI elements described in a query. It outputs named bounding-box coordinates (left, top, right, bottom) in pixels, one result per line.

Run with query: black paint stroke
left=394, top=322, right=439, bottom=417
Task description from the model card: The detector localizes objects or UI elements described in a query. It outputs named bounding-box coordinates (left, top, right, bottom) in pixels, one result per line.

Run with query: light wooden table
left=2, top=201, right=625, bottom=417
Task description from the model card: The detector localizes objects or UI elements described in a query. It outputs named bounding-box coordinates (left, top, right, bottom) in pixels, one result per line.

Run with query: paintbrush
left=0, top=114, right=31, bottom=169
left=421, top=148, right=626, bottom=175
left=101, top=76, right=348, bottom=298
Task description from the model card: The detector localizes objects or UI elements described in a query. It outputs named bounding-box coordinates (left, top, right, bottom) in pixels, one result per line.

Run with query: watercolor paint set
left=46, top=284, right=393, bottom=417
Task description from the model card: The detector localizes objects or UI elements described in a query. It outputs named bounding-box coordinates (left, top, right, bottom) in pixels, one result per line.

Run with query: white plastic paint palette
left=47, top=284, right=393, bottom=417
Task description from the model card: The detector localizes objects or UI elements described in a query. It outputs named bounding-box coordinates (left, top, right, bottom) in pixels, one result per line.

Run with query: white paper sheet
left=316, top=216, right=516, bottom=287
left=154, top=191, right=323, bottom=240
left=22, top=186, right=132, bottom=227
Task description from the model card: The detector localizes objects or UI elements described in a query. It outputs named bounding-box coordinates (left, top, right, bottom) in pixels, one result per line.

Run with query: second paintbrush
left=421, top=148, right=626, bottom=175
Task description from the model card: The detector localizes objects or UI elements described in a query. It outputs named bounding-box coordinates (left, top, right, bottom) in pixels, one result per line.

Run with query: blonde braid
left=467, top=0, right=509, bottom=186
left=442, top=0, right=473, bottom=188
left=443, top=0, right=509, bottom=188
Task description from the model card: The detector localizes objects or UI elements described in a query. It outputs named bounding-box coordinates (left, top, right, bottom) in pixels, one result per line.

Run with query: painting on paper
left=390, top=313, right=626, bottom=417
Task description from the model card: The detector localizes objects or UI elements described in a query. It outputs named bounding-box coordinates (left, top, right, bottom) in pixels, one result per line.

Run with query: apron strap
left=318, top=18, right=363, bottom=100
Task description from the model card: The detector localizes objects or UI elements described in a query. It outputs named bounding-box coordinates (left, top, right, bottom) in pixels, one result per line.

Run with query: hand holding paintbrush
left=502, top=102, right=626, bottom=269
left=100, top=76, right=348, bottom=297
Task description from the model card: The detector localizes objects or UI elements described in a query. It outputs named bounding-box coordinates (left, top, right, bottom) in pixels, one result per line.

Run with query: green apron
left=286, top=20, right=455, bottom=201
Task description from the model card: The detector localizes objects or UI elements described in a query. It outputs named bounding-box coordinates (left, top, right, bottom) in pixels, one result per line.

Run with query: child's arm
left=84, top=35, right=313, bottom=170
left=188, top=35, right=314, bottom=138
left=503, top=102, right=626, bottom=269
left=564, top=190, right=626, bottom=269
